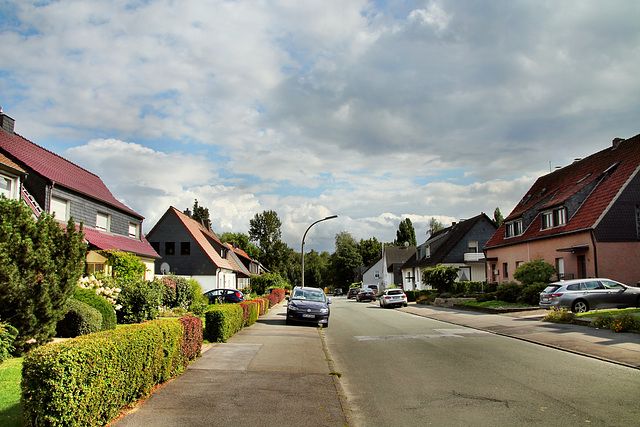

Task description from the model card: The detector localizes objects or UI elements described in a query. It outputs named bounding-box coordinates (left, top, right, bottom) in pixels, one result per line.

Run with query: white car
left=379, top=289, right=408, bottom=308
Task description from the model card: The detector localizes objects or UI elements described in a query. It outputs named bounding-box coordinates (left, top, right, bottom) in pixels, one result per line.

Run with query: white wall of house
left=362, top=259, right=384, bottom=290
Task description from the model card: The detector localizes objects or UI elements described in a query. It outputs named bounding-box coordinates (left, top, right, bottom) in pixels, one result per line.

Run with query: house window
left=468, top=241, right=478, bottom=253
left=505, top=219, right=523, bottom=238
left=165, top=242, right=175, bottom=255
left=556, top=258, right=565, bottom=279
left=50, top=196, right=69, bottom=221
left=0, top=174, right=13, bottom=198
left=181, top=242, right=191, bottom=255
left=425, top=245, right=431, bottom=258
left=96, top=212, right=110, bottom=231
left=128, top=222, right=139, bottom=239
left=541, top=207, right=567, bottom=230
left=503, top=262, right=509, bottom=278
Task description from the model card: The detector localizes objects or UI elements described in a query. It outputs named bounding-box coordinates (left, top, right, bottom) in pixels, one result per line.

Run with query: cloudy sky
left=1, top=0, right=639, bottom=253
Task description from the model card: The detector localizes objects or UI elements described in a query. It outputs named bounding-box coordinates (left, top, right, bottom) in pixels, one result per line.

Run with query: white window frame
left=128, top=222, right=139, bottom=239
left=541, top=207, right=566, bottom=230
left=96, top=212, right=110, bottom=231
left=505, top=219, right=523, bottom=238
left=0, top=173, right=18, bottom=199
left=50, top=196, right=69, bottom=221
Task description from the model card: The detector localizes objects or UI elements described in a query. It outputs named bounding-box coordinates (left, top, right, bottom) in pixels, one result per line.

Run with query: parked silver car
left=379, top=288, right=408, bottom=308
left=539, top=278, right=640, bottom=313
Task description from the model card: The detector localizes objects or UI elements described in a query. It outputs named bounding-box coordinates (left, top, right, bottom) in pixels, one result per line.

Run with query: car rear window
left=388, top=290, right=403, bottom=295
left=543, top=285, right=561, bottom=293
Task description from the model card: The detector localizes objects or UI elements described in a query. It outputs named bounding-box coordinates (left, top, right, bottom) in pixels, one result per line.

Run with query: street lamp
left=301, top=215, right=338, bottom=288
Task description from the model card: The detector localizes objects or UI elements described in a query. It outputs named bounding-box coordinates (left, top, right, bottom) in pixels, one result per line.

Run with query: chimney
left=184, top=208, right=192, bottom=218
left=0, top=107, right=15, bottom=135
left=451, top=222, right=457, bottom=227
left=612, top=137, right=625, bottom=148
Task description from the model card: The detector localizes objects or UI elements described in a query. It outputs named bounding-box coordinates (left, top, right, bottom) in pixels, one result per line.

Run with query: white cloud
left=2, top=0, right=639, bottom=253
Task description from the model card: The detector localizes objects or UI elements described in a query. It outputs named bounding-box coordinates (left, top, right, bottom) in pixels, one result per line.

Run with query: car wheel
left=403, top=302, right=408, bottom=307
left=572, top=300, right=589, bottom=313
left=379, top=300, right=383, bottom=307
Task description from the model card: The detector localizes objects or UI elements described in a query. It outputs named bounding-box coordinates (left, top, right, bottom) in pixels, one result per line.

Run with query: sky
left=1, top=0, right=640, bottom=254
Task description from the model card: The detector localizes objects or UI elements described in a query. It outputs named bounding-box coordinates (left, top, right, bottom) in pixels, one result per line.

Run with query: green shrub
left=422, top=264, right=459, bottom=293
left=56, top=299, right=102, bottom=338
left=116, top=278, right=162, bottom=324
left=495, top=281, right=524, bottom=303
left=450, top=281, right=486, bottom=296
left=513, top=259, right=555, bottom=286
left=73, top=287, right=117, bottom=331
left=22, top=319, right=184, bottom=426
left=204, top=305, right=243, bottom=342
left=521, top=282, right=548, bottom=306
left=187, top=278, right=208, bottom=315
left=475, top=292, right=496, bottom=303
left=0, top=321, right=18, bottom=363
left=250, top=272, right=288, bottom=295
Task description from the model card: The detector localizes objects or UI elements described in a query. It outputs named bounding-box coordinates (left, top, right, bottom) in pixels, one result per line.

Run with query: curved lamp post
left=301, top=215, right=338, bottom=288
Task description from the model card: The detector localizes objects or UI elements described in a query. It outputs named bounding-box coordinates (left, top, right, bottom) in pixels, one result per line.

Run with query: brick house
left=0, top=110, right=159, bottom=278
left=484, top=134, right=640, bottom=286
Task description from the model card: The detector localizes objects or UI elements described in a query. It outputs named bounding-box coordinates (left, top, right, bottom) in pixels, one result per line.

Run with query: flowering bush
left=155, top=275, right=192, bottom=310
left=78, top=276, right=122, bottom=310
left=542, top=307, right=574, bottom=323
left=594, top=312, right=640, bottom=333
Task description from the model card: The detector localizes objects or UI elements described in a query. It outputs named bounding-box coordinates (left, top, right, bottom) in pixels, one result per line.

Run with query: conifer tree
left=0, top=198, right=86, bottom=353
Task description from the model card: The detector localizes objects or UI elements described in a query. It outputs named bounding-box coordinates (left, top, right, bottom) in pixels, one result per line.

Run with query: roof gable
left=167, top=207, right=234, bottom=271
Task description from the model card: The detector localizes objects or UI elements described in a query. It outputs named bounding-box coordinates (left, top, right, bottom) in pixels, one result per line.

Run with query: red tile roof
left=0, top=130, right=141, bottom=218
left=169, top=207, right=235, bottom=271
left=486, top=133, right=640, bottom=249
left=82, top=227, right=160, bottom=258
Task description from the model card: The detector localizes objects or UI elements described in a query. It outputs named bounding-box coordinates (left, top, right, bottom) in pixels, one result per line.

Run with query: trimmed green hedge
left=204, top=304, right=244, bottom=342
left=22, top=319, right=189, bottom=426
left=73, top=287, right=117, bottom=331
left=55, top=299, right=102, bottom=338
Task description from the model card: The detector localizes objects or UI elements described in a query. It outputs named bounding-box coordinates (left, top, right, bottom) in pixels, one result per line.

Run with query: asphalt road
left=327, top=296, right=640, bottom=426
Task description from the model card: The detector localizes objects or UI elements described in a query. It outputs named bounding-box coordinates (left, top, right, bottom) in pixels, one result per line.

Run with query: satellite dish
left=160, top=262, right=170, bottom=274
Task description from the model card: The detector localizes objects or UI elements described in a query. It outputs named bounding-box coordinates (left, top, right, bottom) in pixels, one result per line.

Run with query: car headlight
left=288, top=304, right=298, bottom=311
left=319, top=308, right=329, bottom=314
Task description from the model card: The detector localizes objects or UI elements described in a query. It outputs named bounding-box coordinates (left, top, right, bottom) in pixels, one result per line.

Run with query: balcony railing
left=463, top=252, right=485, bottom=262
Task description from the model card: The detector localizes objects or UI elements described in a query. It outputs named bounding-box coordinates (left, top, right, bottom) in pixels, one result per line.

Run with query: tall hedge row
left=22, top=318, right=200, bottom=426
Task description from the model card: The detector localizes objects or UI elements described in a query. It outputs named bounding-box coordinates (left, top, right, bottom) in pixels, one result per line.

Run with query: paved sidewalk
left=113, top=303, right=347, bottom=427
left=399, top=303, right=640, bottom=369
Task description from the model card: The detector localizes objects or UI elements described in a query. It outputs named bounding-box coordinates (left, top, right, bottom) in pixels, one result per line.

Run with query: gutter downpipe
left=590, top=229, right=599, bottom=277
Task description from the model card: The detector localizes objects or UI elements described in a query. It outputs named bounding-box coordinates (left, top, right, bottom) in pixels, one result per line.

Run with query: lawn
left=573, top=307, right=640, bottom=318
left=0, top=357, right=23, bottom=427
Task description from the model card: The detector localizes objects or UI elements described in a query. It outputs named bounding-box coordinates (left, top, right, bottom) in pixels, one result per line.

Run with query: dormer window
left=96, top=212, right=110, bottom=231
left=541, top=207, right=566, bottom=230
left=505, top=219, right=523, bottom=238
